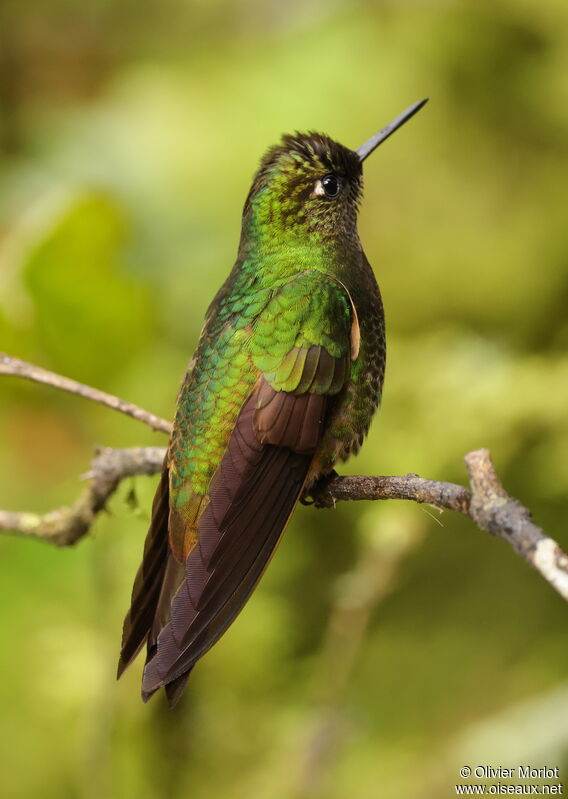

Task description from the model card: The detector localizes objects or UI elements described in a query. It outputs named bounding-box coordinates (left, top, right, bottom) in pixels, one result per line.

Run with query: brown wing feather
left=140, top=386, right=327, bottom=701
left=144, top=460, right=304, bottom=699
left=163, top=671, right=192, bottom=707
left=117, top=463, right=170, bottom=677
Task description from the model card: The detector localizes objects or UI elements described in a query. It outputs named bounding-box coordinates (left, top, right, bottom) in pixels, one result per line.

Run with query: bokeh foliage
left=0, top=1, right=567, bottom=798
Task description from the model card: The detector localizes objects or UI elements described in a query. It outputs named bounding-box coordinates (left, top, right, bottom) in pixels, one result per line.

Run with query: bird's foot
left=300, top=469, right=339, bottom=509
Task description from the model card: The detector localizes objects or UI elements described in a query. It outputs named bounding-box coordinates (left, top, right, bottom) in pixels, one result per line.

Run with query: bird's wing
left=117, top=462, right=171, bottom=676
left=119, top=272, right=358, bottom=704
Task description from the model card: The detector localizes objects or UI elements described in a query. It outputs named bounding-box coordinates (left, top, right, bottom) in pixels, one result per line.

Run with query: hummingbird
left=117, top=99, right=428, bottom=706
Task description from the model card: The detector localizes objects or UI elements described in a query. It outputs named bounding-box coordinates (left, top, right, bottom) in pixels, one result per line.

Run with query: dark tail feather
left=141, top=669, right=192, bottom=706
left=141, top=685, right=159, bottom=703
left=118, top=462, right=169, bottom=678
left=164, top=670, right=193, bottom=708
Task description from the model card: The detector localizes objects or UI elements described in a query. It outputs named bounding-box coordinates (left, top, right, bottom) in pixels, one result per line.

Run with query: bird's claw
left=301, top=470, right=339, bottom=509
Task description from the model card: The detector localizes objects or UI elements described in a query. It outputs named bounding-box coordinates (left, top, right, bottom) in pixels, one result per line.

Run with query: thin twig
left=464, top=449, right=568, bottom=602
left=0, top=447, right=166, bottom=546
left=0, top=353, right=172, bottom=435
left=313, top=472, right=471, bottom=514
left=314, top=452, right=568, bottom=602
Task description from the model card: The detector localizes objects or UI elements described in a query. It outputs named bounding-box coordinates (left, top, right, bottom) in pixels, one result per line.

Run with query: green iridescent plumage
left=118, top=102, right=427, bottom=705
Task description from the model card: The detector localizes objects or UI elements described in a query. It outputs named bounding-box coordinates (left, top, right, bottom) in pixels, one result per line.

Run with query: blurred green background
left=1, top=1, right=567, bottom=797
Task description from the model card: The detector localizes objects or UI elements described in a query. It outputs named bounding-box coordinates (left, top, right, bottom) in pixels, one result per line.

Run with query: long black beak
left=356, top=98, right=428, bottom=162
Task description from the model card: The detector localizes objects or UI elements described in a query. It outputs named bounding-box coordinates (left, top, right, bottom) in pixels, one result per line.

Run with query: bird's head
left=242, top=132, right=362, bottom=244
left=240, top=99, right=428, bottom=251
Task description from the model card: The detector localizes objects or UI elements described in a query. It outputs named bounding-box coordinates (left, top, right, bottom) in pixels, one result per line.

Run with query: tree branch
left=0, top=353, right=172, bottom=434
left=1, top=356, right=567, bottom=602
left=464, top=449, right=568, bottom=601
left=0, top=447, right=167, bottom=546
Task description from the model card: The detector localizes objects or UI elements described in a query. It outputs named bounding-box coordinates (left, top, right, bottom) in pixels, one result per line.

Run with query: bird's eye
left=321, top=174, right=340, bottom=198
